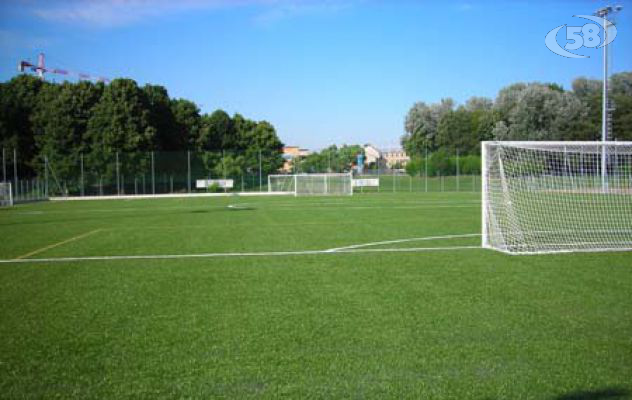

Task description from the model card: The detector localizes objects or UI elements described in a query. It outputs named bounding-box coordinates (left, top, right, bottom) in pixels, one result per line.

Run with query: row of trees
left=295, top=145, right=364, bottom=173
left=0, top=75, right=285, bottom=179
left=402, top=72, right=632, bottom=157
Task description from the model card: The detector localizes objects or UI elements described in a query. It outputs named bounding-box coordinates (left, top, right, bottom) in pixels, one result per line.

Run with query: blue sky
left=1, top=0, right=631, bottom=150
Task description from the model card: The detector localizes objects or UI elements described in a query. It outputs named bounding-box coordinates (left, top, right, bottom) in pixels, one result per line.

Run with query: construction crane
left=18, top=53, right=109, bottom=83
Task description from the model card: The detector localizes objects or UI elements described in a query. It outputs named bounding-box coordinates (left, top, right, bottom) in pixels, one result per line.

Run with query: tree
left=242, top=120, right=284, bottom=174
left=0, top=75, right=47, bottom=176
left=84, top=78, right=156, bottom=181
left=402, top=98, right=454, bottom=154
left=436, top=107, right=477, bottom=155
left=198, top=110, right=235, bottom=151
left=31, top=81, right=103, bottom=186
left=143, top=84, right=177, bottom=150
left=464, top=96, right=492, bottom=112
left=170, top=98, right=201, bottom=150
left=611, top=72, right=632, bottom=141
left=493, top=82, right=589, bottom=141
left=297, top=145, right=363, bottom=173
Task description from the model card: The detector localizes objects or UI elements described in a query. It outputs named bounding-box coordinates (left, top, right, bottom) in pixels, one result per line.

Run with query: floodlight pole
left=600, top=8, right=609, bottom=191
left=596, top=5, right=623, bottom=192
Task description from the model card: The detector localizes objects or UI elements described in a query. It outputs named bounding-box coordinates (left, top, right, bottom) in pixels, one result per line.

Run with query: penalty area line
left=0, top=245, right=482, bottom=264
left=13, top=229, right=103, bottom=260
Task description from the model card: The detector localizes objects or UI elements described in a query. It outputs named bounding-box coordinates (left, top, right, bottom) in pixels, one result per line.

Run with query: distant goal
left=482, top=141, right=632, bottom=254
left=0, top=182, right=12, bottom=207
left=268, top=173, right=353, bottom=196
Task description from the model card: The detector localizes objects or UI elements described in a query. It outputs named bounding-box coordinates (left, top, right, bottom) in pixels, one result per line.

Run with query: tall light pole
left=595, top=5, right=623, bottom=191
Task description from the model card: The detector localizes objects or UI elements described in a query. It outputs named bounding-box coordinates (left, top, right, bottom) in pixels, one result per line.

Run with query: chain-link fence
left=2, top=147, right=482, bottom=201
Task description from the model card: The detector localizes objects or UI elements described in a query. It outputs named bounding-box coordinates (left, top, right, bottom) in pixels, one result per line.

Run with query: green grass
left=0, top=193, right=631, bottom=399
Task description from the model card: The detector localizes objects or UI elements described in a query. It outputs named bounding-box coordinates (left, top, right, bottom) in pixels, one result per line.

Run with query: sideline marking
left=326, top=233, right=481, bottom=252
left=14, top=229, right=102, bottom=260
left=0, top=245, right=481, bottom=264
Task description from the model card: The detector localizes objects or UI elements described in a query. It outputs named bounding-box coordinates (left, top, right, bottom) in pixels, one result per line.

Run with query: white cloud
left=28, top=0, right=357, bottom=28
left=254, top=1, right=355, bottom=26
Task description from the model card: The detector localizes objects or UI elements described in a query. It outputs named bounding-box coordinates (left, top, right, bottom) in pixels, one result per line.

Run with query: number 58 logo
left=545, top=15, right=617, bottom=58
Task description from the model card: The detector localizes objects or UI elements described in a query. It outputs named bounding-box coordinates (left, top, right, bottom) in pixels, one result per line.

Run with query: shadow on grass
left=554, top=387, right=630, bottom=400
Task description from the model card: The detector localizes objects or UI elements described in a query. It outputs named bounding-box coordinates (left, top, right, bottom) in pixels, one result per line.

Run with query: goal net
left=0, top=182, right=13, bottom=207
left=482, top=141, right=632, bottom=254
left=268, top=173, right=353, bottom=196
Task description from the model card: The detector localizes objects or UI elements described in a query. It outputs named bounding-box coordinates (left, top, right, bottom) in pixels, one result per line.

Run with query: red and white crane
left=18, top=53, right=109, bottom=83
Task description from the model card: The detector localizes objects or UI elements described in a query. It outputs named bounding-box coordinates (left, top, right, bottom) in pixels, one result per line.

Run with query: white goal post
left=0, top=182, right=13, bottom=207
left=482, top=141, right=632, bottom=254
left=268, top=173, right=353, bottom=196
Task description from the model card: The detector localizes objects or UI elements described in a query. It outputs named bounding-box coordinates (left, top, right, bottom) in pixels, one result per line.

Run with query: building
left=281, top=146, right=310, bottom=172
left=362, top=144, right=409, bottom=170
left=382, top=148, right=410, bottom=169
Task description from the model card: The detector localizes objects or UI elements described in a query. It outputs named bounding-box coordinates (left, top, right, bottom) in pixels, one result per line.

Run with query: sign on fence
left=196, top=179, right=234, bottom=189
left=352, top=178, right=379, bottom=187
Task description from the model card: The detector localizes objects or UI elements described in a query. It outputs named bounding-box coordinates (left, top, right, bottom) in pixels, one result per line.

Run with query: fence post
left=44, top=154, right=48, bottom=198
left=116, top=152, right=120, bottom=195
left=392, top=167, right=395, bottom=192
left=151, top=152, right=155, bottom=194
left=187, top=150, right=191, bottom=193
left=456, top=149, right=460, bottom=192
left=259, top=149, right=262, bottom=192
left=13, top=148, right=18, bottom=199
left=424, top=147, right=428, bottom=193
left=80, top=153, right=85, bottom=196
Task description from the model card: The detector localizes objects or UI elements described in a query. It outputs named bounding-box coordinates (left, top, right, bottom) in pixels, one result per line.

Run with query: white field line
left=326, top=233, right=481, bottom=252
left=0, top=245, right=482, bottom=264
left=8, top=203, right=481, bottom=215
left=13, top=229, right=102, bottom=260
left=50, top=192, right=293, bottom=201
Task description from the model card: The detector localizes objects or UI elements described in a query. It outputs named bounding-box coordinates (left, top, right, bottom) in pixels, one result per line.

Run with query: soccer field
left=1, top=193, right=631, bottom=399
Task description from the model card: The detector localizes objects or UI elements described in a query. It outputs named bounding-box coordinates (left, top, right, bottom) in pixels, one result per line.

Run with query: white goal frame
left=482, top=141, right=632, bottom=254
left=268, top=173, right=353, bottom=196
left=0, top=182, right=13, bottom=207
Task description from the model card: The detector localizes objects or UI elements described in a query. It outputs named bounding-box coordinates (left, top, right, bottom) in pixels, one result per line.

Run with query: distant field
left=1, top=193, right=631, bottom=399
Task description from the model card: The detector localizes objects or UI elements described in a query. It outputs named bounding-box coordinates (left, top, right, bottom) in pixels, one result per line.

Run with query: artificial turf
left=0, top=193, right=630, bottom=399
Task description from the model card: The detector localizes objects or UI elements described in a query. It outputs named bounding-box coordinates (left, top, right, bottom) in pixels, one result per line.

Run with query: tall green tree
left=31, top=81, right=103, bottom=184
left=402, top=98, right=454, bottom=155
left=84, top=78, right=156, bottom=180
left=0, top=75, right=46, bottom=176
left=170, top=98, right=201, bottom=150
left=198, top=110, right=235, bottom=151
left=143, top=84, right=177, bottom=150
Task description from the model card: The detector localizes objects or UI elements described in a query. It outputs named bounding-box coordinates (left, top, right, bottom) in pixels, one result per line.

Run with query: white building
left=363, top=144, right=409, bottom=169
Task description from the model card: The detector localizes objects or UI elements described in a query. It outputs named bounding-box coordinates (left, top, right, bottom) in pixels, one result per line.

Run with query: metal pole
left=602, top=12, right=608, bottom=191
left=259, top=149, right=262, bottom=192
left=80, top=153, right=84, bottom=196
left=424, top=147, right=428, bottom=193
left=187, top=150, right=191, bottom=193
left=456, top=149, right=460, bottom=192
left=116, top=152, right=120, bottom=195
left=13, top=148, right=18, bottom=198
left=151, top=152, right=155, bottom=194
left=2, top=147, right=5, bottom=182
left=44, top=154, right=48, bottom=197
left=392, top=161, right=395, bottom=193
